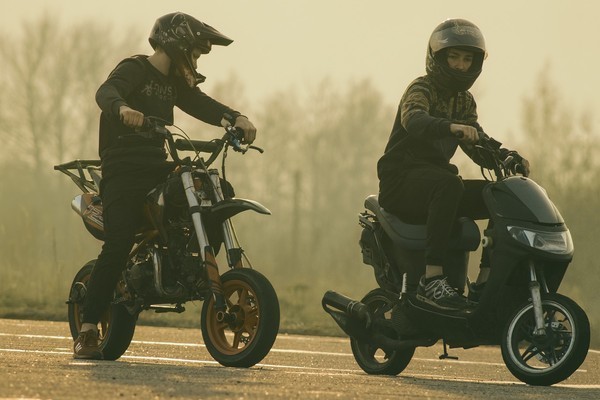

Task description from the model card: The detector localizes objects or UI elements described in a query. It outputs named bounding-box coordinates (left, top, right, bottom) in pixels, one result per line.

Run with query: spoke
left=545, top=308, right=557, bottom=321
left=544, top=309, right=557, bottom=328
left=556, top=330, right=573, bottom=343
left=232, top=330, right=242, bottom=349
left=238, top=288, right=248, bottom=307
left=245, top=306, right=258, bottom=320
left=225, top=296, right=235, bottom=309
left=216, top=320, right=229, bottom=332
left=521, top=343, right=541, bottom=362
left=548, top=345, right=561, bottom=365
left=547, top=352, right=557, bottom=366
left=243, top=310, right=259, bottom=332
left=519, top=321, right=534, bottom=341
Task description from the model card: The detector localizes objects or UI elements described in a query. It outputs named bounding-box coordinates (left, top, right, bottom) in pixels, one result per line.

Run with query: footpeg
left=150, top=304, right=186, bottom=313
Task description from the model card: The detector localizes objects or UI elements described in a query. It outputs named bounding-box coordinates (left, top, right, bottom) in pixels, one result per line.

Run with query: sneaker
left=73, top=329, right=103, bottom=360
left=417, top=275, right=470, bottom=310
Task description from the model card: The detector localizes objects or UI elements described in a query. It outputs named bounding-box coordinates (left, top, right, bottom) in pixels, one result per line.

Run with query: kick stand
left=439, top=339, right=459, bottom=360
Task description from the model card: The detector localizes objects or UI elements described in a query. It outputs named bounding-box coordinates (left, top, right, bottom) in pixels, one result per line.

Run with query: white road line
left=1, top=347, right=598, bottom=390
left=0, top=333, right=67, bottom=340
left=0, top=332, right=594, bottom=371
left=0, top=333, right=351, bottom=357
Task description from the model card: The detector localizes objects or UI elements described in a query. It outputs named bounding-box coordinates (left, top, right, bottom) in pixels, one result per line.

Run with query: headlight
left=507, top=226, right=573, bottom=254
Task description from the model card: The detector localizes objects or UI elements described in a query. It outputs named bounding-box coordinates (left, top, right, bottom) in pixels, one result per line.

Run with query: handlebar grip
left=142, top=117, right=155, bottom=130
left=54, top=159, right=102, bottom=170
left=174, top=138, right=219, bottom=153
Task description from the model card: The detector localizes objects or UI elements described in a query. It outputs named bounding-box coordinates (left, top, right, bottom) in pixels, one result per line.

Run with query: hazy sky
left=4, top=1, right=599, bottom=140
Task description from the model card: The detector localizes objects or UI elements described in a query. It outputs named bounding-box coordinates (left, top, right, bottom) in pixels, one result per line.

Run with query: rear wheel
left=67, top=260, right=137, bottom=360
left=350, top=289, right=415, bottom=375
left=501, top=293, right=590, bottom=386
left=201, top=268, right=280, bottom=367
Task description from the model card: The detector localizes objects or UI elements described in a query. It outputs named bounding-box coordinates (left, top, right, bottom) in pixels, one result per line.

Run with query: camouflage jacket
left=377, top=75, right=491, bottom=180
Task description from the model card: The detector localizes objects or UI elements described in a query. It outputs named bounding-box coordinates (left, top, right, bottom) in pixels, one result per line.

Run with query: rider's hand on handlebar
left=234, top=116, right=257, bottom=144
left=503, top=151, right=531, bottom=177
left=518, top=157, right=531, bottom=177
left=221, top=115, right=257, bottom=144
left=450, top=123, right=479, bottom=144
left=119, top=106, right=145, bottom=129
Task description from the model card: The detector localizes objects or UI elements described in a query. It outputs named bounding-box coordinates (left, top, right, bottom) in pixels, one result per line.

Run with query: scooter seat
left=364, top=195, right=480, bottom=251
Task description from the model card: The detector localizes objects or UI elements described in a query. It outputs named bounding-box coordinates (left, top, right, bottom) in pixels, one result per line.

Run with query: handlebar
left=174, top=138, right=219, bottom=153
left=450, top=128, right=526, bottom=181
left=139, top=117, right=263, bottom=167
left=473, top=134, right=526, bottom=181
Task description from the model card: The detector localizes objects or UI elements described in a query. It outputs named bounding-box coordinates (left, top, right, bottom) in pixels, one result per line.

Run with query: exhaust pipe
left=322, top=290, right=371, bottom=326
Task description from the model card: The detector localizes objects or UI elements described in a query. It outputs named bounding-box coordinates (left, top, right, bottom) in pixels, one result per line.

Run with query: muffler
left=322, top=290, right=373, bottom=341
left=322, top=290, right=371, bottom=324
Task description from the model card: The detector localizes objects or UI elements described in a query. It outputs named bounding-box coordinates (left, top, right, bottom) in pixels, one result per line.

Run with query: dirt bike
left=322, top=135, right=590, bottom=386
left=55, top=118, right=279, bottom=367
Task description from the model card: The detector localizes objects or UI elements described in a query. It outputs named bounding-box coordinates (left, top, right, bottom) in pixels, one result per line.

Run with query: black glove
left=502, top=151, right=529, bottom=176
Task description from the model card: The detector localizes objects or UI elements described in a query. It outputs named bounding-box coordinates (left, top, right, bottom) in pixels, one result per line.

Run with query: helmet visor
left=429, top=21, right=486, bottom=55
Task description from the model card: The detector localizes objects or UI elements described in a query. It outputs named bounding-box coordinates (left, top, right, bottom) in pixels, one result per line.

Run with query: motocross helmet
left=426, top=19, right=487, bottom=92
left=149, top=12, right=233, bottom=87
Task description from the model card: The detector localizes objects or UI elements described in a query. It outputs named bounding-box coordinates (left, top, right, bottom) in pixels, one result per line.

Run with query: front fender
left=209, top=198, right=271, bottom=223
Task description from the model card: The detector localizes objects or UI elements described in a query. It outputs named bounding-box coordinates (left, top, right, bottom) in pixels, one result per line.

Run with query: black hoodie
left=95, top=55, right=239, bottom=179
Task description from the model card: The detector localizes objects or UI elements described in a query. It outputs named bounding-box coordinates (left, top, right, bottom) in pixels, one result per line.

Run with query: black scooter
left=323, top=137, right=590, bottom=386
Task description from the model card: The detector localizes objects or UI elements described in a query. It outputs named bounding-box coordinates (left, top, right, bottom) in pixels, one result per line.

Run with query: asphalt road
left=0, top=318, right=598, bottom=399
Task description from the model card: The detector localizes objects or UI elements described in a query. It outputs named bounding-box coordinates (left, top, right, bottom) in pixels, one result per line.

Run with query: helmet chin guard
left=169, top=48, right=207, bottom=86
left=149, top=12, right=233, bottom=87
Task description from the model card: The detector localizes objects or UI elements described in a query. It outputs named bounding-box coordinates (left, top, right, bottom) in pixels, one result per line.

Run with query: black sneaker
left=417, top=275, right=469, bottom=310
left=73, top=329, right=103, bottom=360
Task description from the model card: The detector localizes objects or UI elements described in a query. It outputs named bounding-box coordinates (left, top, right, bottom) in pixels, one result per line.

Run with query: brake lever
left=229, top=138, right=245, bottom=153
left=502, top=155, right=515, bottom=168
left=501, top=155, right=517, bottom=175
left=223, top=125, right=264, bottom=154
left=249, top=145, right=264, bottom=153
left=223, top=126, right=246, bottom=153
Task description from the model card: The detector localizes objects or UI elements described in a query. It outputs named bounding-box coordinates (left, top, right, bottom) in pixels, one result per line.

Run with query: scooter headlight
left=507, top=226, right=573, bottom=254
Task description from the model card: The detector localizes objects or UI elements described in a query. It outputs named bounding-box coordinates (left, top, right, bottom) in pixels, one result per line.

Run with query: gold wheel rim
left=206, top=279, right=260, bottom=355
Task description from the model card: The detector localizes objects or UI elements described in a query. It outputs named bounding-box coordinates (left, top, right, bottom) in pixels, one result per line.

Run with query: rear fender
left=71, top=193, right=105, bottom=241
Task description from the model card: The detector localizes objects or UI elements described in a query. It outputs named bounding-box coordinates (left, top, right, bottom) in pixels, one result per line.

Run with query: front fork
left=208, top=169, right=244, bottom=268
left=181, top=169, right=229, bottom=321
left=528, top=260, right=548, bottom=337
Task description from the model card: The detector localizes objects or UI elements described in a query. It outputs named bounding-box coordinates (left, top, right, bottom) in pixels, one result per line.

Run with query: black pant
left=82, top=171, right=167, bottom=325
left=379, top=166, right=490, bottom=267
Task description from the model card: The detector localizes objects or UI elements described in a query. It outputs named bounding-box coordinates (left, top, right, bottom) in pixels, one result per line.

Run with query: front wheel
left=67, top=260, right=138, bottom=360
left=350, top=289, right=415, bottom=375
left=201, top=268, right=280, bottom=367
left=501, top=293, right=590, bottom=386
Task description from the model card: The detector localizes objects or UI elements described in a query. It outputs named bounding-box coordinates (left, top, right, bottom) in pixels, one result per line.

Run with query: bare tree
left=0, top=14, right=140, bottom=170
left=228, top=78, right=393, bottom=290
left=0, top=15, right=141, bottom=314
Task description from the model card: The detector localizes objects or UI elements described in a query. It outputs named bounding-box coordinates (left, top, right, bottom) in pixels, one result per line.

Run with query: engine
left=127, top=255, right=155, bottom=298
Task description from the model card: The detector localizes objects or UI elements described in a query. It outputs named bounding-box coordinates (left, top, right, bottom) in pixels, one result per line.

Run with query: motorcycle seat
left=364, top=195, right=480, bottom=251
